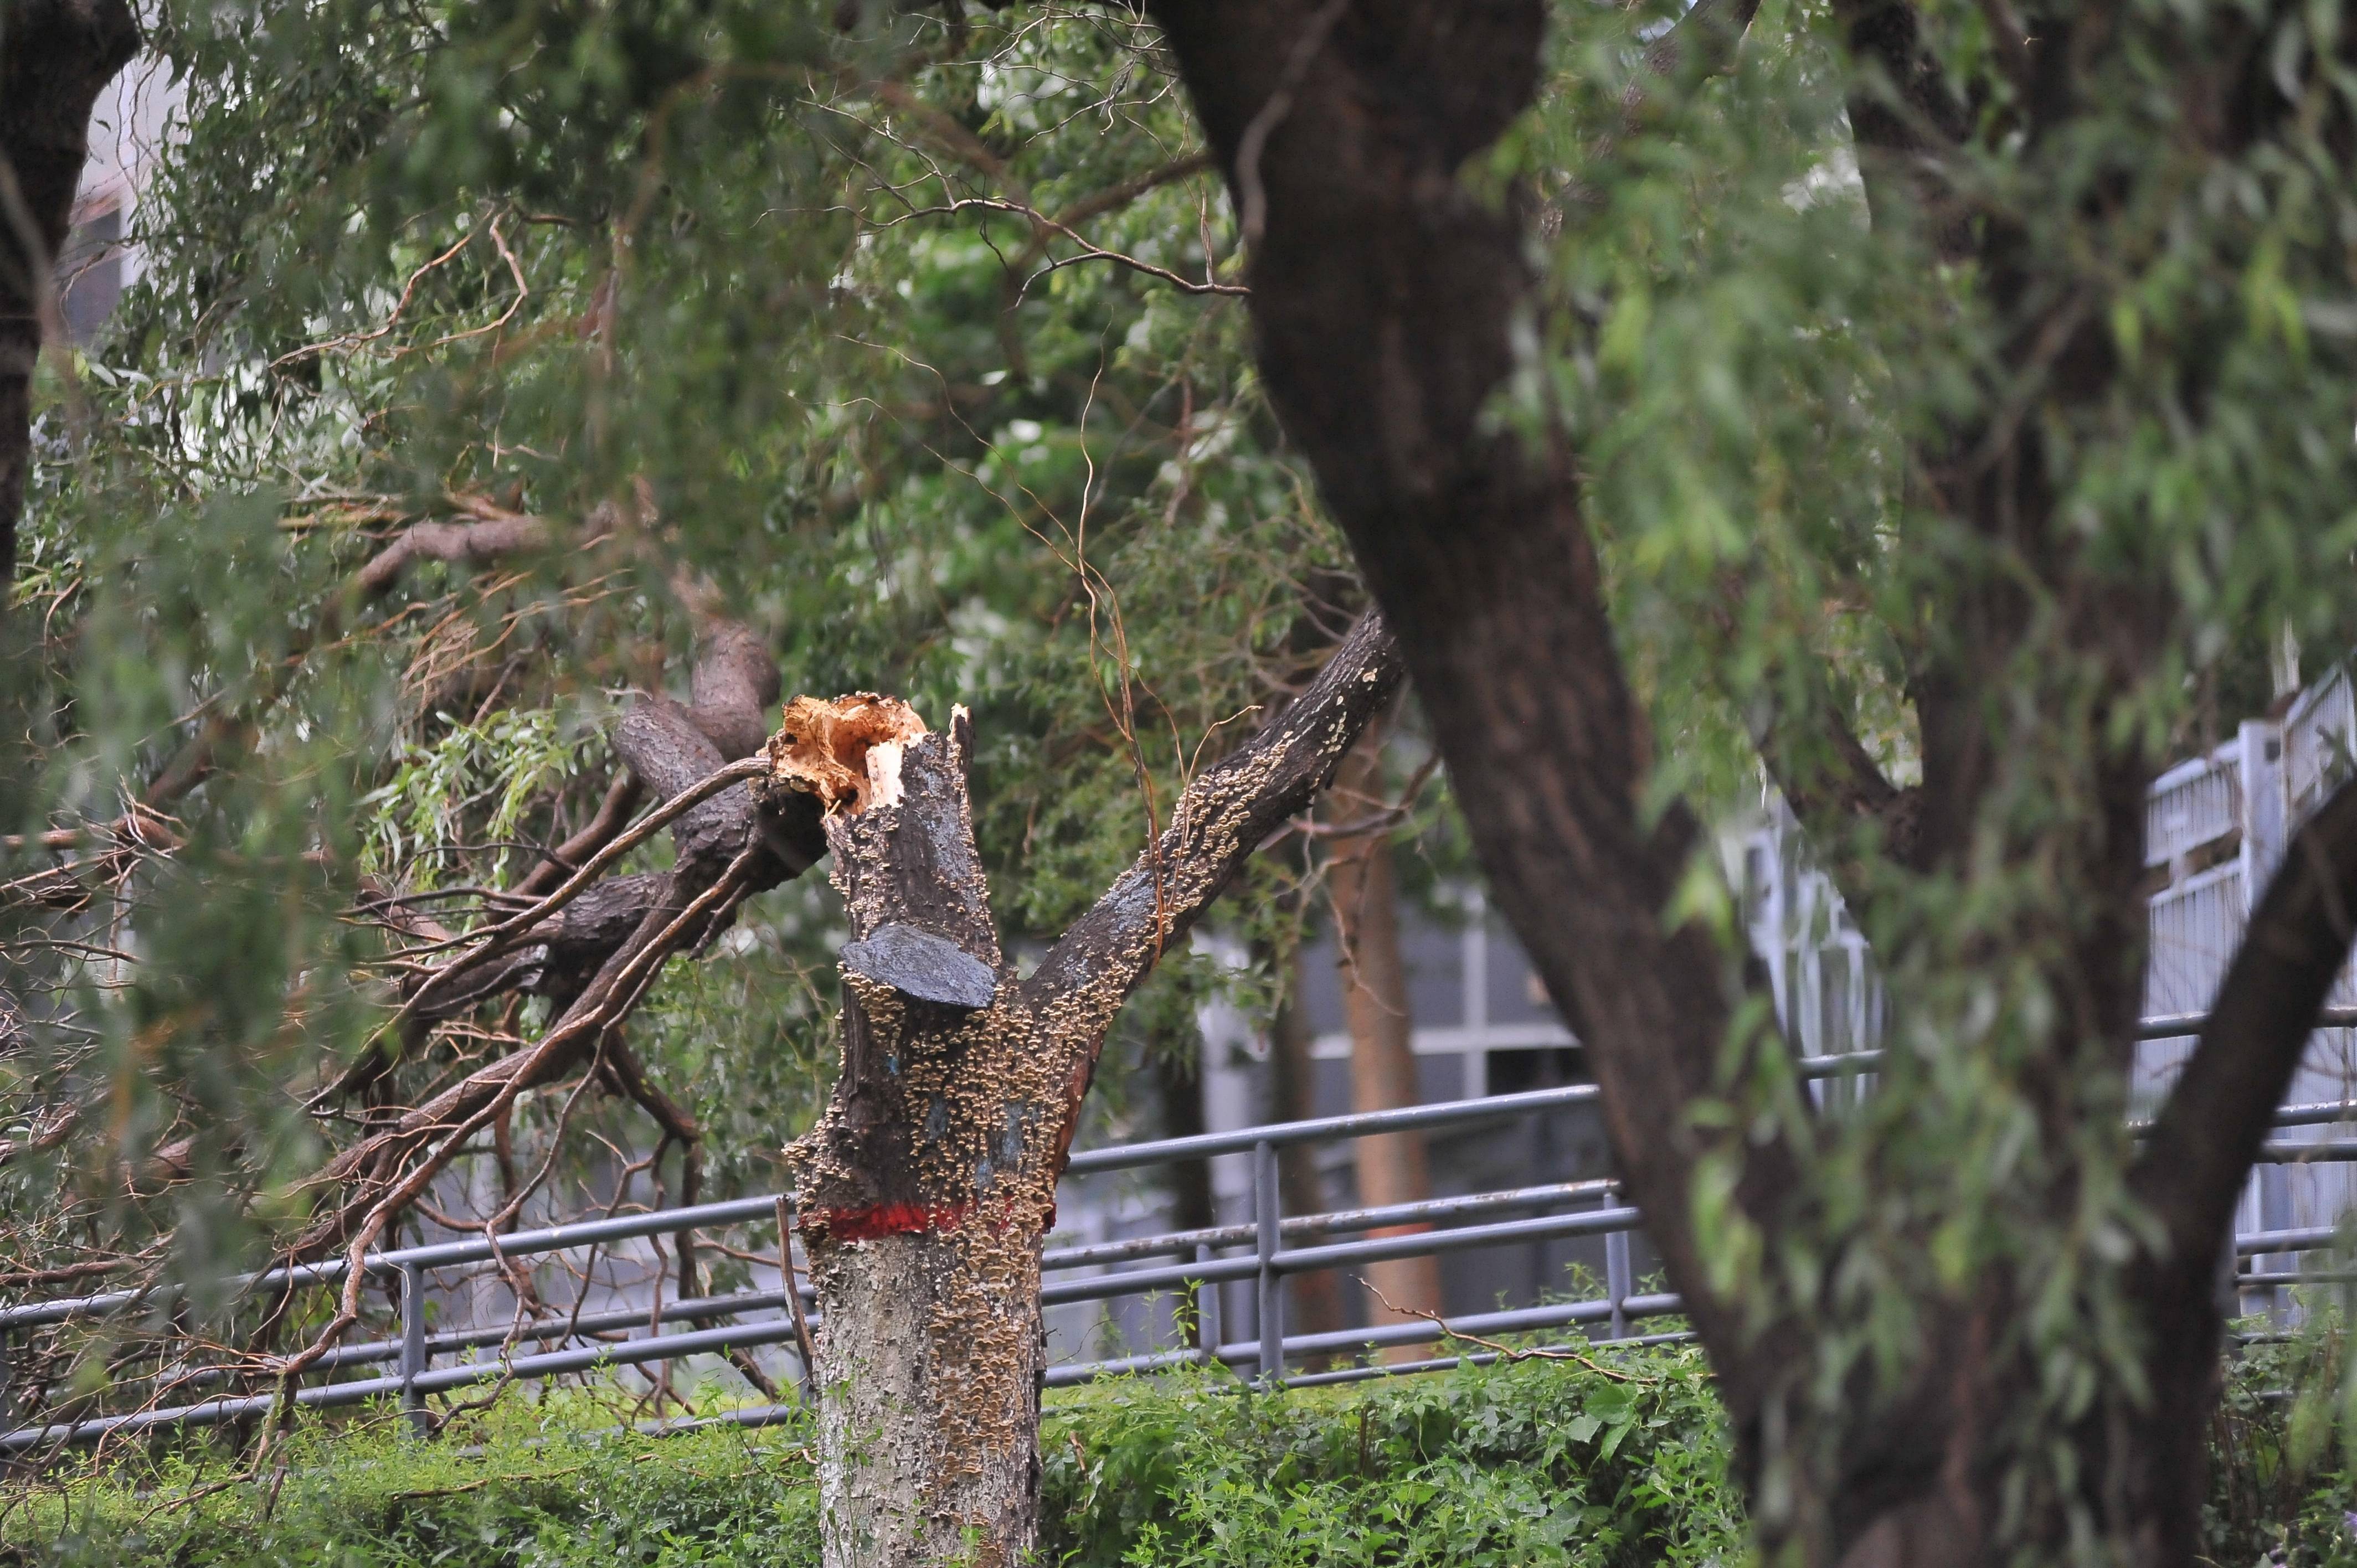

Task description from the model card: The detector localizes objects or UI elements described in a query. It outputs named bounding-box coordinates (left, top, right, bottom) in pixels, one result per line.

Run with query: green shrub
left=2207, top=1319, right=2357, bottom=1568
left=12, top=1325, right=2355, bottom=1567
left=1041, top=1350, right=1735, bottom=1567
left=0, top=1345, right=1732, bottom=1567
left=2, top=1407, right=825, bottom=1568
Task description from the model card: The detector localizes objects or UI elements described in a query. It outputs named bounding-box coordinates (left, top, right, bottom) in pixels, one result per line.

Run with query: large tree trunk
left=1324, top=740, right=1440, bottom=1359
left=778, top=615, right=1404, bottom=1568
left=0, top=0, right=140, bottom=586
left=1136, top=3, right=2357, bottom=1564
left=1139, top=0, right=1797, bottom=1481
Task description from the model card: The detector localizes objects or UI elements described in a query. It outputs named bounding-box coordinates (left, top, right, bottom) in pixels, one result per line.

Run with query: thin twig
left=778, top=1195, right=818, bottom=1405
left=1356, top=1276, right=1653, bottom=1383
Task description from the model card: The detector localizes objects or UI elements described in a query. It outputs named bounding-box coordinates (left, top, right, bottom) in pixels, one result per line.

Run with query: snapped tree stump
left=763, top=613, right=1402, bottom=1567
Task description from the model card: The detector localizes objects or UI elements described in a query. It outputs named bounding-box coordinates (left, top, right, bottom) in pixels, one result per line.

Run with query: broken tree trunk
left=775, top=612, right=1402, bottom=1568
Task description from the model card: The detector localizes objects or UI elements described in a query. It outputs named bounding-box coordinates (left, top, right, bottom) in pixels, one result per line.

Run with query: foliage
left=3, top=0, right=1418, bottom=1349
left=2210, top=1310, right=2357, bottom=1568
left=20, top=1322, right=2357, bottom=1567
left=0, top=1349, right=1737, bottom=1568
left=14, top=0, right=2357, bottom=1547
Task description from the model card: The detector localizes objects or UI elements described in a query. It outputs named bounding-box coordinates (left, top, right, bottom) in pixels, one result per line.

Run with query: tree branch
left=1748, top=672, right=1924, bottom=874
left=296, top=574, right=809, bottom=1276
left=1825, top=0, right=1973, bottom=252
left=1020, top=608, right=1402, bottom=1144
left=513, top=772, right=644, bottom=900
left=2129, top=776, right=2357, bottom=1286
left=353, top=507, right=552, bottom=601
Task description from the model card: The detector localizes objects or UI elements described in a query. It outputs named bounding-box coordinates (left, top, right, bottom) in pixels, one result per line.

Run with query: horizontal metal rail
left=2138, top=1007, right=2357, bottom=1040
left=2255, top=1141, right=2357, bottom=1163
left=1062, top=1054, right=1877, bottom=1175
left=164, top=1182, right=1627, bottom=1380
left=187, top=1288, right=811, bottom=1379
left=0, top=1194, right=785, bottom=1332
left=1, top=1319, right=815, bottom=1452
left=2237, top=1225, right=2344, bottom=1257
left=1038, top=1294, right=1689, bottom=1388
left=13, top=1005, right=2357, bottom=1451
left=1042, top=1178, right=1618, bottom=1268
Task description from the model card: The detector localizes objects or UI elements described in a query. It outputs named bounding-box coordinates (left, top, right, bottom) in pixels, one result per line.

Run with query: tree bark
left=781, top=613, right=1402, bottom=1568
left=1324, top=739, right=1440, bottom=1359
left=1143, top=0, right=1807, bottom=1487
left=0, top=0, right=139, bottom=586
left=1136, top=3, right=2357, bottom=1565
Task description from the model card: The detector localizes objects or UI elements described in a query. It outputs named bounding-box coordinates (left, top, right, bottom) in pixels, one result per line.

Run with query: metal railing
left=6, top=1038, right=2357, bottom=1452
left=1, top=1066, right=1847, bottom=1451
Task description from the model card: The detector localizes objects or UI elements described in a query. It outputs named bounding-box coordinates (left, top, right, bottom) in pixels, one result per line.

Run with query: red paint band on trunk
left=812, top=1201, right=972, bottom=1241
left=806, top=1195, right=1043, bottom=1242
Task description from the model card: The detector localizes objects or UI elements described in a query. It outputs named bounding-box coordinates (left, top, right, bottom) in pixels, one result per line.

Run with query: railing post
left=399, top=1262, right=429, bottom=1438
left=1254, top=1139, right=1282, bottom=1388
left=1193, top=1242, right=1222, bottom=1364
left=1604, top=1194, right=1631, bottom=1342
left=2240, top=718, right=2288, bottom=893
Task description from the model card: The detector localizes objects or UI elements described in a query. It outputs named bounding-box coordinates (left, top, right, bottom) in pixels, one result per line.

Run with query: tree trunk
left=777, top=614, right=1405, bottom=1568
left=0, top=0, right=140, bottom=586
left=1324, top=741, right=1440, bottom=1359
left=1135, top=3, right=2357, bottom=1561
left=1270, top=942, right=1346, bottom=1358
left=779, top=702, right=1047, bottom=1568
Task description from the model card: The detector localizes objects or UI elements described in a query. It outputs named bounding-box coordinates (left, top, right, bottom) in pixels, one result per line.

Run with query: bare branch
left=1048, top=151, right=1215, bottom=230
left=513, top=773, right=645, bottom=899
left=354, top=509, right=552, bottom=601
left=1356, top=1275, right=1651, bottom=1383
left=1019, top=610, right=1403, bottom=1129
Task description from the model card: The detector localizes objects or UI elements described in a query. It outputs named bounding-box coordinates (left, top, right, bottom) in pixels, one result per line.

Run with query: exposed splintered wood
left=773, top=614, right=1402, bottom=1568
left=769, top=693, right=928, bottom=812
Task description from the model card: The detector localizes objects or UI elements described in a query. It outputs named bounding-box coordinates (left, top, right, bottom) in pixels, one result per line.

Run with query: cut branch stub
left=842, top=922, right=997, bottom=1010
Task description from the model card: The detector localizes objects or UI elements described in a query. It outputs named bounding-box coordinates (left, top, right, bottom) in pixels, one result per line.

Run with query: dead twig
left=1355, top=1276, right=1653, bottom=1383
left=776, top=1195, right=818, bottom=1404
